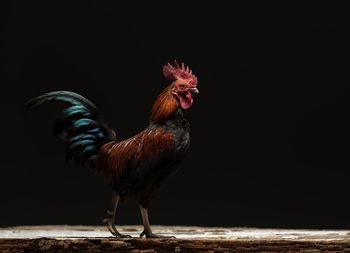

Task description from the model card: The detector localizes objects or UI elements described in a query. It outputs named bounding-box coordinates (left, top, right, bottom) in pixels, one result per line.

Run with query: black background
left=1, top=2, right=349, bottom=229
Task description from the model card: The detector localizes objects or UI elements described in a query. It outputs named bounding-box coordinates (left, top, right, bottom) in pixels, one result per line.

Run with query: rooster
left=26, top=61, right=199, bottom=238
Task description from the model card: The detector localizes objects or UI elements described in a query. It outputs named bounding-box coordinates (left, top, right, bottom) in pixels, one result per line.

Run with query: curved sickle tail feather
left=26, top=91, right=116, bottom=167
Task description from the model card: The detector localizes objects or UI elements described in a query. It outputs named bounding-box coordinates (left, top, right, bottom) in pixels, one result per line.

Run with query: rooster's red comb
left=162, top=60, right=198, bottom=86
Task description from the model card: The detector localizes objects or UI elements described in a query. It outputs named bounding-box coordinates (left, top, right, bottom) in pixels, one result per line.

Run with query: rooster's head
left=163, top=60, right=199, bottom=109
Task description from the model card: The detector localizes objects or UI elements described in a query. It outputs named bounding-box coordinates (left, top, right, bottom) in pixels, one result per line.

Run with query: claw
left=118, top=234, right=132, bottom=238
left=140, top=230, right=146, bottom=238
left=103, top=214, right=131, bottom=238
left=140, top=230, right=175, bottom=238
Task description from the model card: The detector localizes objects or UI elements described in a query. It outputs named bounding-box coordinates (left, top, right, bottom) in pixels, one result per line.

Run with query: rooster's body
left=99, top=108, right=190, bottom=207
left=26, top=61, right=199, bottom=238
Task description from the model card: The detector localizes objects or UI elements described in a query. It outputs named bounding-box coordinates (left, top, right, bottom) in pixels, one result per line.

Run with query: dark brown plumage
left=97, top=128, right=175, bottom=184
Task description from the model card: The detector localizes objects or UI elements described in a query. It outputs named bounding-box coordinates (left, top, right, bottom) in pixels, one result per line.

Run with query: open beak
left=190, top=87, right=199, bottom=94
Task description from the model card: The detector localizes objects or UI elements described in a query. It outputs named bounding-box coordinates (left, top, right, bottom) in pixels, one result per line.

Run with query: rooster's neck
left=150, top=85, right=180, bottom=123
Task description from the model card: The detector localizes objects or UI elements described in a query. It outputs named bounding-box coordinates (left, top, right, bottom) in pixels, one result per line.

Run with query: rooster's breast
left=116, top=110, right=191, bottom=205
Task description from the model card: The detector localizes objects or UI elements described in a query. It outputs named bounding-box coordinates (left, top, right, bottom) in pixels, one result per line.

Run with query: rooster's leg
left=103, top=191, right=131, bottom=238
left=139, top=205, right=175, bottom=238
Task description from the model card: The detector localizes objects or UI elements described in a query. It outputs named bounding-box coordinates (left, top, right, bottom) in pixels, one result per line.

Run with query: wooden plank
left=1, top=225, right=350, bottom=252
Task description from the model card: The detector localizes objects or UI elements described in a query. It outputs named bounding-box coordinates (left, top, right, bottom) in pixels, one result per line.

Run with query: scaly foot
left=103, top=210, right=132, bottom=238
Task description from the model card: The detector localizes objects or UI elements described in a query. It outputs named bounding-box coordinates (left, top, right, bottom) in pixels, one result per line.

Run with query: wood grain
left=1, top=225, right=350, bottom=252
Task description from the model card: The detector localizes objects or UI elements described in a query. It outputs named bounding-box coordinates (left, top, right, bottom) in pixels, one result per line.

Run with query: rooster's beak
left=190, top=87, right=199, bottom=94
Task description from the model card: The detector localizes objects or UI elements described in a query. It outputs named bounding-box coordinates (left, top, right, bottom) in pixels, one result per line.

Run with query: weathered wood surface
left=1, top=225, right=350, bottom=252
